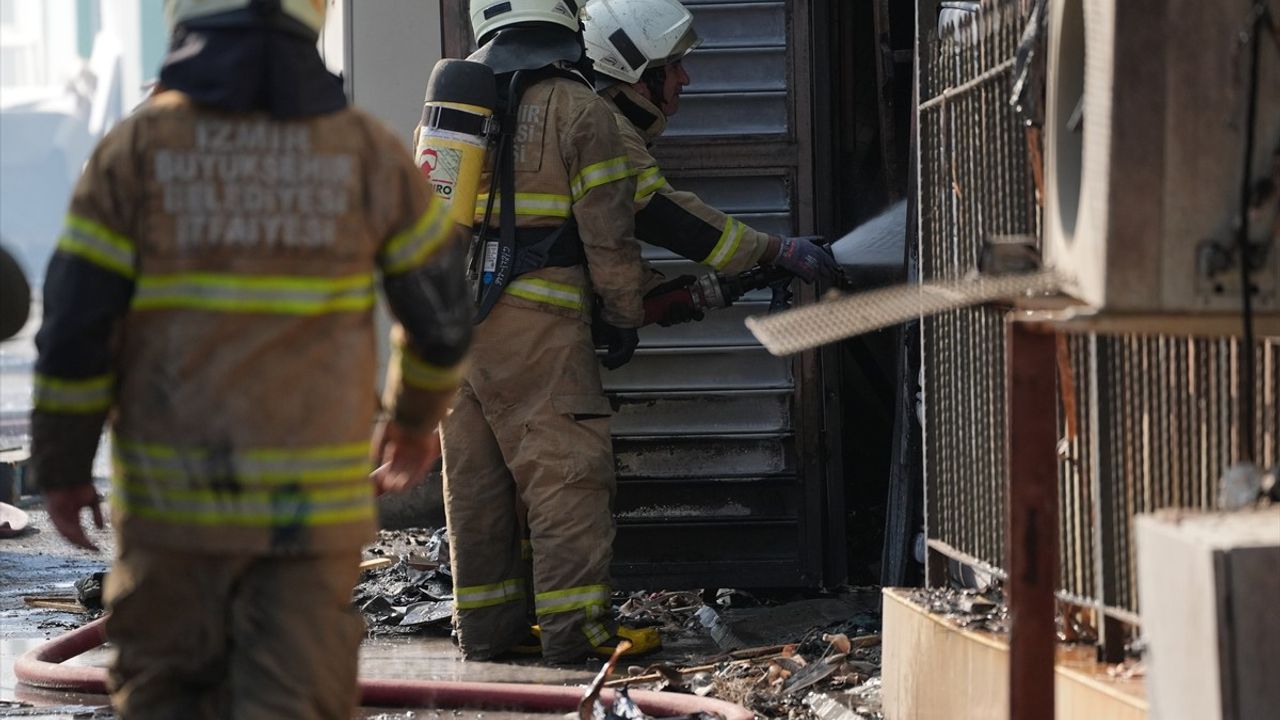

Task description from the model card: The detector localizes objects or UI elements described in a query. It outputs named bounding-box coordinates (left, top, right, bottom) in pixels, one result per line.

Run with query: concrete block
left=1136, top=509, right=1280, bottom=720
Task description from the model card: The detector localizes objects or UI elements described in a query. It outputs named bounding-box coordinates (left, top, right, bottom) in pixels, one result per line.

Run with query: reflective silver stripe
left=583, top=620, right=611, bottom=646
left=58, top=214, right=136, bottom=278
left=534, top=584, right=610, bottom=615
left=705, top=217, right=746, bottom=270
left=382, top=199, right=452, bottom=274
left=455, top=579, right=526, bottom=609
left=570, top=156, right=632, bottom=201
left=115, top=483, right=375, bottom=527
left=634, top=167, right=668, bottom=201
left=505, top=278, right=586, bottom=312
left=114, top=440, right=369, bottom=485
left=33, top=373, right=114, bottom=413
left=400, top=345, right=465, bottom=391
left=474, top=193, right=572, bottom=219
left=132, top=273, right=375, bottom=314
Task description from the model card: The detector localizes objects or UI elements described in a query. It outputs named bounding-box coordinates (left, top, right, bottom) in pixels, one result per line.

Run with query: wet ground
left=1, top=502, right=882, bottom=719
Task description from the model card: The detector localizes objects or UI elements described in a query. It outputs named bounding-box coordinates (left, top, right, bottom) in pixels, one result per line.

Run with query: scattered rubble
left=354, top=528, right=455, bottom=635
left=74, top=571, right=106, bottom=611
left=909, top=587, right=1009, bottom=634
left=616, top=590, right=705, bottom=636
left=20, top=569, right=107, bottom=621
left=608, top=596, right=884, bottom=720
left=354, top=529, right=887, bottom=718
left=908, top=586, right=1110, bottom=647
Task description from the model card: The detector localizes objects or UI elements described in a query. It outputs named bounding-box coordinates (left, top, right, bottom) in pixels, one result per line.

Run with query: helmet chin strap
left=641, top=65, right=668, bottom=113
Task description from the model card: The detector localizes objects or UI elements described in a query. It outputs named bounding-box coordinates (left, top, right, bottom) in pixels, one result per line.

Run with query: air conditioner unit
left=1043, top=0, right=1280, bottom=327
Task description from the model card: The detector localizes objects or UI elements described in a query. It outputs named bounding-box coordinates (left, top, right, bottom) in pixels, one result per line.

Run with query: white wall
left=99, top=0, right=144, bottom=110
left=0, top=0, right=78, bottom=92
left=318, top=0, right=346, bottom=79
left=344, top=0, right=442, bottom=146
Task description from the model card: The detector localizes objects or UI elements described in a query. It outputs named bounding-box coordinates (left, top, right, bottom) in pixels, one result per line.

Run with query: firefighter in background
left=0, top=244, right=30, bottom=341
left=31, top=0, right=471, bottom=715
left=437, top=0, right=657, bottom=663
left=582, top=0, right=840, bottom=316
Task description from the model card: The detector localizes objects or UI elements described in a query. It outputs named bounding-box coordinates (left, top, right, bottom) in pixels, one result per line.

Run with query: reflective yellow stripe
left=534, top=583, right=610, bottom=615
left=112, top=440, right=374, bottom=527
left=455, top=578, right=526, bottom=610
left=58, top=214, right=136, bottom=278
left=115, top=489, right=376, bottom=528
left=474, top=193, right=572, bottom=220
left=132, top=272, right=375, bottom=314
left=505, top=278, right=585, bottom=312
left=704, top=217, right=746, bottom=270
left=117, top=477, right=371, bottom=504
left=382, top=198, right=453, bottom=274
left=570, top=156, right=632, bottom=201
left=583, top=620, right=611, bottom=646
left=33, top=373, right=113, bottom=413
left=633, top=167, right=668, bottom=201
left=114, top=440, right=370, bottom=485
left=400, top=344, right=466, bottom=391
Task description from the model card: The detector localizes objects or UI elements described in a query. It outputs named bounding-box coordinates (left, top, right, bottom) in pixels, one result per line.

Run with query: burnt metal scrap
left=609, top=598, right=885, bottom=720
left=354, top=528, right=455, bottom=634
left=910, top=587, right=1009, bottom=634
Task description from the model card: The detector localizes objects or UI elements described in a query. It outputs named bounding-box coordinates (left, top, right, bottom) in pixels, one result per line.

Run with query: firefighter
left=437, top=0, right=657, bottom=663
left=31, top=1, right=471, bottom=716
left=582, top=0, right=840, bottom=318
left=0, top=244, right=29, bottom=341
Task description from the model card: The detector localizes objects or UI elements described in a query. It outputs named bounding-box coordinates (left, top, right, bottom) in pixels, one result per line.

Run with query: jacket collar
left=603, top=84, right=666, bottom=143
left=158, top=27, right=346, bottom=119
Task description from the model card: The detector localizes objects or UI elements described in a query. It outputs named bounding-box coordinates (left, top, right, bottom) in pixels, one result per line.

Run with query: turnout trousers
left=104, top=541, right=364, bottom=719
left=441, top=301, right=617, bottom=663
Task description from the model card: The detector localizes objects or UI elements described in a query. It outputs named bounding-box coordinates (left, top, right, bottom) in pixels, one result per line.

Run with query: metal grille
left=918, top=0, right=1280, bottom=624
left=605, top=0, right=830, bottom=589
left=1063, top=335, right=1280, bottom=614
left=664, top=0, right=789, bottom=137
left=919, top=0, right=1036, bottom=573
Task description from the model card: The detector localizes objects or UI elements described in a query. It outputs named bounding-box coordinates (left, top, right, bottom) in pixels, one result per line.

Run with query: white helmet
left=582, top=0, right=700, bottom=84
left=471, top=0, right=583, bottom=45
left=165, top=0, right=326, bottom=36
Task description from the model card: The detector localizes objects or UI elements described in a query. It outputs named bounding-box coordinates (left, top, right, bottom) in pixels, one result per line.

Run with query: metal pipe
left=918, top=58, right=1016, bottom=111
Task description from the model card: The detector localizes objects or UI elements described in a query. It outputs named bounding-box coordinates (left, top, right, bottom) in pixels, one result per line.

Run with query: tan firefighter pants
left=441, top=301, right=618, bottom=663
left=104, top=542, right=364, bottom=719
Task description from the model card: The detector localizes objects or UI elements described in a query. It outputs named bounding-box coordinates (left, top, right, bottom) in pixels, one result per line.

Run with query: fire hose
left=14, top=617, right=753, bottom=719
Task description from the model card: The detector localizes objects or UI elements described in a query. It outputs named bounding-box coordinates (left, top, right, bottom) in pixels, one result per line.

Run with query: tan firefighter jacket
left=601, top=84, right=772, bottom=275
left=30, top=92, right=471, bottom=554
left=472, top=73, right=646, bottom=328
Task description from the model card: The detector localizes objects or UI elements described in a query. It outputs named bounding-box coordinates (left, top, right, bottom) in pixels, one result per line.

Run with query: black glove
left=593, top=322, right=640, bottom=370
left=644, top=275, right=705, bottom=327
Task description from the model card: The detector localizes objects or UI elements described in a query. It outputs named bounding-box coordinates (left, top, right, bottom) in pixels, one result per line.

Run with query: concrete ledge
left=881, top=588, right=1147, bottom=720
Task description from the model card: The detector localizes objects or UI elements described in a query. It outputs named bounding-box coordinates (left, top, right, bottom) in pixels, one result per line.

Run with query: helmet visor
left=658, top=25, right=700, bottom=66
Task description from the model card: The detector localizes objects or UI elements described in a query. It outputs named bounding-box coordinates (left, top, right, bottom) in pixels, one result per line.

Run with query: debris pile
left=354, top=528, right=455, bottom=635
left=909, top=587, right=1008, bottom=633
left=616, top=590, right=705, bottom=634
left=609, top=622, right=883, bottom=719
left=909, top=586, right=1113, bottom=647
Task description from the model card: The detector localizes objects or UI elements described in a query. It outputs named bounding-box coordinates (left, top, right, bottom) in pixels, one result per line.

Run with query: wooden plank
left=358, top=557, right=394, bottom=572
left=1005, top=321, right=1059, bottom=720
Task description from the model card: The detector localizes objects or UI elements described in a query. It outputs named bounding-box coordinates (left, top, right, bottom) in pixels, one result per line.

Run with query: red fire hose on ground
left=14, top=618, right=753, bottom=719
